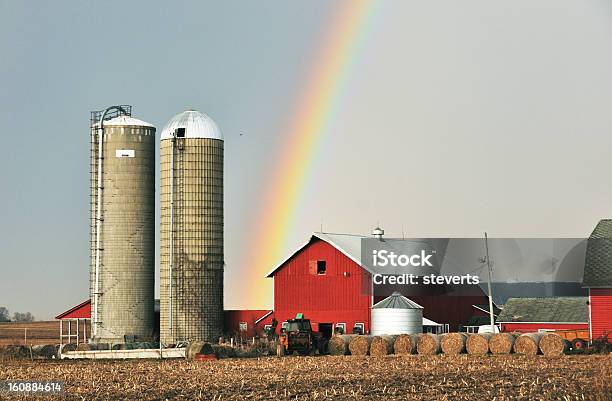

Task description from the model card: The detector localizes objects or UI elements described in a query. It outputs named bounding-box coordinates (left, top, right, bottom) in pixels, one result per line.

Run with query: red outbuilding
left=223, top=310, right=274, bottom=338
left=496, top=297, right=589, bottom=333
left=55, top=299, right=92, bottom=344
left=583, top=220, right=612, bottom=343
left=266, top=232, right=489, bottom=336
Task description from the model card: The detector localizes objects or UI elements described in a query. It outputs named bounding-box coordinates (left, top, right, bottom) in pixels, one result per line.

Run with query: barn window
left=334, top=323, right=346, bottom=335
left=353, top=323, right=364, bottom=335
left=317, top=260, right=326, bottom=275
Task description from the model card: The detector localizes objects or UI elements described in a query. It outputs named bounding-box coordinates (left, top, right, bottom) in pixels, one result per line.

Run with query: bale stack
left=539, top=333, right=569, bottom=357
left=441, top=333, right=468, bottom=355
left=416, top=334, right=441, bottom=355
left=466, top=334, right=491, bottom=355
left=514, top=333, right=543, bottom=355
left=370, top=335, right=396, bottom=357
left=329, top=335, right=355, bottom=356
left=348, top=335, right=372, bottom=356
left=393, top=334, right=418, bottom=355
left=489, top=333, right=516, bottom=354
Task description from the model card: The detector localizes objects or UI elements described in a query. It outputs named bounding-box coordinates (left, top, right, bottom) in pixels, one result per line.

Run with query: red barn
left=583, top=220, right=612, bottom=343
left=496, top=297, right=588, bottom=333
left=266, top=232, right=488, bottom=336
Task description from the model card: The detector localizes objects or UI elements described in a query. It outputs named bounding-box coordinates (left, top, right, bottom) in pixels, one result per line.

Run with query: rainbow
left=242, top=1, right=377, bottom=308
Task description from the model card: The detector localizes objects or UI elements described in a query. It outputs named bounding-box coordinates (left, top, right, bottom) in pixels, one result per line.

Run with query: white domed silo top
left=93, top=115, right=155, bottom=128
left=371, top=292, right=423, bottom=335
left=160, top=109, right=222, bottom=140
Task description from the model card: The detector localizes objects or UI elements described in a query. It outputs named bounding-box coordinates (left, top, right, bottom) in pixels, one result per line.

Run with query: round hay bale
left=348, top=335, right=372, bottom=356
left=31, top=345, right=45, bottom=354
left=539, top=333, right=568, bottom=357
left=514, top=333, right=543, bottom=355
left=441, top=333, right=468, bottom=355
left=466, top=333, right=491, bottom=355
left=185, top=341, right=214, bottom=360
left=489, top=333, right=516, bottom=354
left=329, top=335, right=355, bottom=356
left=115, top=343, right=133, bottom=350
left=60, top=343, right=77, bottom=353
left=416, top=334, right=441, bottom=355
left=39, top=344, right=58, bottom=359
left=76, top=343, right=91, bottom=351
left=370, top=335, right=396, bottom=357
left=393, top=334, right=418, bottom=355
left=211, top=344, right=236, bottom=359
left=4, top=345, right=29, bottom=359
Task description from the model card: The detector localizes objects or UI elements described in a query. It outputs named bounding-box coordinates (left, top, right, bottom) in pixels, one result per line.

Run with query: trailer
left=544, top=329, right=590, bottom=350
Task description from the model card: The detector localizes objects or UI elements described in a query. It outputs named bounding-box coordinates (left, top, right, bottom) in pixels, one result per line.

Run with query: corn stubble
left=0, top=355, right=609, bottom=400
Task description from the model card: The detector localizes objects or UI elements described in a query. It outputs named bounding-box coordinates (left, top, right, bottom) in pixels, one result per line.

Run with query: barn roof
left=55, top=299, right=91, bottom=320
left=583, top=219, right=612, bottom=287
left=265, top=232, right=366, bottom=277
left=372, top=292, right=423, bottom=309
left=496, top=297, right=588, bottom=323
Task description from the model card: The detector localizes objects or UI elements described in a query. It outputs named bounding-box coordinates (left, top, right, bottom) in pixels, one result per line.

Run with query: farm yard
left=0, top=321, right=60, bottom=347
left=0, top=355, right=610, bottom=400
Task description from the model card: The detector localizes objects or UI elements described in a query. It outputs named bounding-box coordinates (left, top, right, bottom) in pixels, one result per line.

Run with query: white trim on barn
left=498, top=321, right=588, bottom=324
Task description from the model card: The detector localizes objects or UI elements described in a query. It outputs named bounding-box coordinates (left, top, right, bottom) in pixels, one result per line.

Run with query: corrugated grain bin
left=160, top=110, right=224, bottom=343
left=371, top=292, right=423, bottom=335
left=89, top=107, right=156, bottom=343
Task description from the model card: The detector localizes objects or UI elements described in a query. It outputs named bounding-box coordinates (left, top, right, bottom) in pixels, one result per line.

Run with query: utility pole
left=484, top=232, right=495, bottom=332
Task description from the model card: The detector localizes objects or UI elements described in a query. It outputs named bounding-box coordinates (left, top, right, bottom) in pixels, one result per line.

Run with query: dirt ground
left=0, top=354, right=610, bottom=400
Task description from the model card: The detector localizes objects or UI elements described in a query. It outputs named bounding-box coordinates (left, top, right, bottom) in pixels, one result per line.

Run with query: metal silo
left=159, top=110, right=224, bottom=343
left=89, top=105, right=156, bottom=343
left=371, top=292, right=423, bottom=335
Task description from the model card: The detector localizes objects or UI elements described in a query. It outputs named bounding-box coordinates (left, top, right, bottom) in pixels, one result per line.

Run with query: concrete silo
left=89, top=105, right=156, bottom=343
left=159, top=110, right=224, bottom=343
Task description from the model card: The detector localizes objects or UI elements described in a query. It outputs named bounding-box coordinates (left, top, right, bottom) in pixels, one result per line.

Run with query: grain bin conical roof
left=372, top=292, right=423, bottom=309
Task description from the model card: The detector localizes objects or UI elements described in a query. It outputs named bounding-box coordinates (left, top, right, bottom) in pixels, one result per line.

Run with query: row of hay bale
left=1, top=344, right=61, bottom=359
left=186, top=341, right=268, bottom=360
left=328, top=332, right=570, bottom=357
left=58, top=342, right=160, bottom=353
